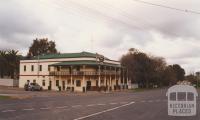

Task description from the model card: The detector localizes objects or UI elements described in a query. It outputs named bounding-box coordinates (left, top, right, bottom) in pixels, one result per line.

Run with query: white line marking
left=40, top=107, right=50, bottom=110
left=141, top=100, right=146, bottom=103
left=72, top=105, right=82, bottom=108
left=74, top=101, right=135, bottom=120
left=109, top=103, right=117, bottom=105
left=23, top=108, right=34, bottom=111
left=2, top=110, right=16, bottom=112
left=87, top=104, right=95, bottom=107
left=56, top=106, right=68, bottom=109
left=97, top=103, right=106, bottom=106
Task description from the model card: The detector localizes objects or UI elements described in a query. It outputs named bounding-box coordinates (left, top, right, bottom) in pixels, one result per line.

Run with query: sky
left=0, top=0, right=200, bottom=74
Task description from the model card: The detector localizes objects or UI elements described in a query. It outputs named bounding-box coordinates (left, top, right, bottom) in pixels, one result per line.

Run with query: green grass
left=0, top=95, right=11, bottom=100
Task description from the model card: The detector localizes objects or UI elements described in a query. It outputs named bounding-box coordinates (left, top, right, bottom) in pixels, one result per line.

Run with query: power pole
left=196, top=72, right=200, bottom=88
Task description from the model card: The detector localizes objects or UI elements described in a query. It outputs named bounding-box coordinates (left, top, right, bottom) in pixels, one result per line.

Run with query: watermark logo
left=166, top=85, right=198, bottom=116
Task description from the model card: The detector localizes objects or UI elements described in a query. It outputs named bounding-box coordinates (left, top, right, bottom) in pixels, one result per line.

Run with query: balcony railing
left=49, top=71, right=121, bottom=76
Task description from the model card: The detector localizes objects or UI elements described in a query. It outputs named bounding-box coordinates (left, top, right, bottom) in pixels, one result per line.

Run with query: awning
left=49, top=61, right=121, bottom=68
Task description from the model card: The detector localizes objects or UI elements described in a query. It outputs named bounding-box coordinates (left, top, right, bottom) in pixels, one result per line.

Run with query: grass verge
left=0, top=95, right=11, bottom=100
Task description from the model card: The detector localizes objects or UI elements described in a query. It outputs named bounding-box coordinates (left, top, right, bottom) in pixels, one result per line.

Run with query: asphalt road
left=0, top=88, right=199, bottom=120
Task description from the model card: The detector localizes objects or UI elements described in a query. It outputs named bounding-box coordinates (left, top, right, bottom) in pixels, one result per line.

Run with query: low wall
left=0, top=79, right=18, bottom=86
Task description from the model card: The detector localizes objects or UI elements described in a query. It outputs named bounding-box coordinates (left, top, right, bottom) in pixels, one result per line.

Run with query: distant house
left=19, top=52, right=129, bottom=92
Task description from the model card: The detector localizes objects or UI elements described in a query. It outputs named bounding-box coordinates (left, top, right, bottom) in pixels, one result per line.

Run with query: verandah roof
left=49, top=61, right=121, bottom=68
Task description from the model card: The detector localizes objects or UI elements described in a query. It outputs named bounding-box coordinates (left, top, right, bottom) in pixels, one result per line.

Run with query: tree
left=27, top=38, right=58, bottom=57
left=0, top=50, right=20, bottom=79
left=185, top=74, right=197, bottom=85
left=121, top=48, right=167, bottom=88
left=172, top=64, right=185, bottom=81
left=162, top=65, right=177, bottom=86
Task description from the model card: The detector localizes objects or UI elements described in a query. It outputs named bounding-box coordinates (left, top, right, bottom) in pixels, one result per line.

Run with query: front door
left=62, top=81, right=65, bottom=90
left=49, top=81, right=52, bottom=90
left=86, top=81, right=91, bottom=91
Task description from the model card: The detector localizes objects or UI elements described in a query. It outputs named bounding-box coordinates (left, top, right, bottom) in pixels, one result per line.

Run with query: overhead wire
left=131, top=0, right=200, bottom=15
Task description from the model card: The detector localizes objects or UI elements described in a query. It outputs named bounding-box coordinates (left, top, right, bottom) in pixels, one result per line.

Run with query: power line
left=131, top=0, right=200, bottom=15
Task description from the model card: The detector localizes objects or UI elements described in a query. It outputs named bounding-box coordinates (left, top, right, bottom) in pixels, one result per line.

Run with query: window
left=76, top=80, right=81, bottom=87
left=170, top=92, right=176, bottom=101
left=48, top=66, right=50, bottom=71
left=56, top=80, right=59, bottom=86
left=24, top=65, right=26, bottom=71
left=39, top=65, right=42, bottom=71
left=187, top=92, right=194, bottom=101
left=31, top=65, right=34, bottom=71
left=177, top=92, right=186, bottom=101
left=42, top=80, right=45, bottom=86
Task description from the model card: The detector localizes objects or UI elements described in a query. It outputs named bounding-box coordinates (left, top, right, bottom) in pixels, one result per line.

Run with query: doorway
left=62, top=81, right=65, bottom=90
left=86, top=81, right=91, bottom=91
left=49, top=81, right=52, bottom=90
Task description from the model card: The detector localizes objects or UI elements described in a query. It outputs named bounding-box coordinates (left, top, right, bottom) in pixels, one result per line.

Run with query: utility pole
left=37, top=51, right=40, bottom=82
left=196, top=72, right=200, bottom=88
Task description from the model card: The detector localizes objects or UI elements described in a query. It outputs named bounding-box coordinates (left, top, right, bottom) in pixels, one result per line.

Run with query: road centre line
left=56, top=106, right=68, bottom=109
left=23, top=108, right=34, bottom=111
left=74, top=101, right=135, bottom=120
left=97, top=103, right=106, bottom=106
left=40, top=107, right=50, bottom=110
left=2, top=110, right=16, bottom=113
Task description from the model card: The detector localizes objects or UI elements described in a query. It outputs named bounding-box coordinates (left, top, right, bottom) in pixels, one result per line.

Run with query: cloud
left=0, top=0, right=200, bottom=74
left=0, top=0, right=56, bottom=51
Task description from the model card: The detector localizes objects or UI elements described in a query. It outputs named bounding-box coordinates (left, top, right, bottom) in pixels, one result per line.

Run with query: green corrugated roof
left=49, top=61, right=121, bottom=67
left=31, top=51, right=110, bottom=60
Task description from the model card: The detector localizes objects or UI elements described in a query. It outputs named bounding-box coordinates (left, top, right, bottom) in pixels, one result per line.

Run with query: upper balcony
left=49, top=70, right=121, bottom=76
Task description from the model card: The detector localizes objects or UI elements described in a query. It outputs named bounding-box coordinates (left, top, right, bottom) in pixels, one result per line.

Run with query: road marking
left=97, top=103, right=106, bottom=106
left=74, top=101, right=135, bottom=120
left=141, top=100, right=146, bottom=103
left=72, top=105, right=82, bottom=108
left=40, top=107, right=50, bottom=110
left=2, top=110, right=16, bottom=113
left=109, top=102, right=117, bottom=105
left=23, top=108, right=34, bottom=111
left=87, top=104, right=95, bottom=107
left=148, top=100, right=153, bottom=103
left=56, top=106, right=68, bottom=109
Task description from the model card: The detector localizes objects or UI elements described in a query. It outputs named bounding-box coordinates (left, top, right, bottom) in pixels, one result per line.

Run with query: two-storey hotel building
left=19, top=52, right=129, bottom=92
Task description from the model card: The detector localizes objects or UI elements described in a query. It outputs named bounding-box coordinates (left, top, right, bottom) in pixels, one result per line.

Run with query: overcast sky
left=0, top=0, right=200, bottom=74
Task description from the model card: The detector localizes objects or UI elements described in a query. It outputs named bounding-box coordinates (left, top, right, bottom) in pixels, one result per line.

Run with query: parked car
left=24, top=83, right=43, bottom=91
